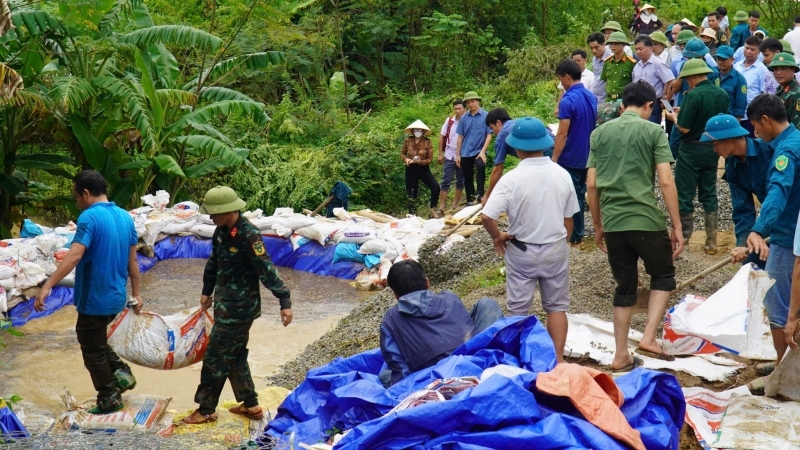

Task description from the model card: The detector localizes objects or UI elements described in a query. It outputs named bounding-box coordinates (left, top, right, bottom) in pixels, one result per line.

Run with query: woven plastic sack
left=107, top=306, right=213, bottom=370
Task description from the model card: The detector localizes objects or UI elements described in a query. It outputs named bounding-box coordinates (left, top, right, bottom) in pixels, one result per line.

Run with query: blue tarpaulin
left=0, top=405, right=28, bottom=439
left=9, top=234, right=365, bottom=326
left=265, top=316, right=685, bottom=450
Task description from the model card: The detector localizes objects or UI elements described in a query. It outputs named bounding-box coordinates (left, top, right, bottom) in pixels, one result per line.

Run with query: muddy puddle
left=0, top=259, right=372, bottom=415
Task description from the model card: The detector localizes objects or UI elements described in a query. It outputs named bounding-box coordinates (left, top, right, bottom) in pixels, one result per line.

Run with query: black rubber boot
left=704, top=211, right=718, bottom=255
left=680, top=213, right=694, bottom=243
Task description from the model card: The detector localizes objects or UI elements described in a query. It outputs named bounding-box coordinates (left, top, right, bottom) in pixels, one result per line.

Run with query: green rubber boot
left=704, top=211, right=718, bottom=255
left=680, top=214, right=694, bottom=243
left=114, top=367, right=137, bottom=393
left=87, top=394, right=124, bottom=415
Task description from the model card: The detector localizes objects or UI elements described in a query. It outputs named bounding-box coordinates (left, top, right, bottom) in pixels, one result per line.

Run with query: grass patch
left=454, top=263, right=506, bottom=298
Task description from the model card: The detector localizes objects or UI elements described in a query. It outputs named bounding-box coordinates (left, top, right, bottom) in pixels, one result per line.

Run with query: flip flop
left=635, top=348, right=676, bottom=362
left=747, top=376, right=769, bottom=396
left=228, top=403, right=264, bottom=421
left=180, top=410, right=218, bottom=425
left=755, top=362, right=775, bottom=376
left=611, top=355, right=644, bottom=374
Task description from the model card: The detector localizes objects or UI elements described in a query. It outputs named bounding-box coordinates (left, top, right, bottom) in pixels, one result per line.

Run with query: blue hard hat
left=715, top=45, right=734, bottom=59
left=683, top=38, right=709, bottom=58
left=505, top=117, right=554, bottom=151
left=701, top=114, right=750, bottom=142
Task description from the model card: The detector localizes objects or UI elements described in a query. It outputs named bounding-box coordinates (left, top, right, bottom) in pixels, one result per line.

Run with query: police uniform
left=597, top=35, right=635, bottom=125
left=194, top=188, right=291, bottom=417
left=674, top=60, right=730, bottom=253
left=701, top=114, right=773, bottom=268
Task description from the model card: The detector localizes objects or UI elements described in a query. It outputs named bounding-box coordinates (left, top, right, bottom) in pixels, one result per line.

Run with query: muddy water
left=0, top=259, right=371, bottom=415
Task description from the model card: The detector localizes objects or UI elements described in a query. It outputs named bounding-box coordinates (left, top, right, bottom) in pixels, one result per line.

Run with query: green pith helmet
left=679, top=58, right=713, bottom=78
left=676, top=30, right=695, bottom=45
left=768, top=52, right=800, bottom=72
left=733, top=10, right=748, bottom=22
left=779, top=39, right=795, bottom=55
left=601, top=20, right=624, bottom=32
left=199, top=186, right=247, bottom=215
left=650, top=31, right=670, bottom=47
left=463, top=91, right=482, bottom=102
left=606, top=31, right=629, bottom=44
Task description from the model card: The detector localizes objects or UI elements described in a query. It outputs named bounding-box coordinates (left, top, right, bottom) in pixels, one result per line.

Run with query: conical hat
left=405, top=119, right=432, bottom=136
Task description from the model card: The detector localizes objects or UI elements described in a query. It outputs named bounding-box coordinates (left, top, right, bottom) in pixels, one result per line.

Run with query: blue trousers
left=378, top=297, right=503, bottom=387
left=564, top=167, right=587, bottom=243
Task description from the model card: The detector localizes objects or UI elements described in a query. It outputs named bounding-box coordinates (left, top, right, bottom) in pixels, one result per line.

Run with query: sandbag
left=0, top=265, right=15, bottom=280
left=357, top=239, right=388, bottom=255
left=15, top=261, right=46, bottom=290
left=190, top=224, right=216, bottom=239
left=141, top=190, right=170, bottom=211
left=107, top=307, right=213, bottom=370
left=273, top=207, right=294, bottom=217
left=295, top=221, right=342, bottom=246
left=161, top=215, right=198, bottom=235
left=285, top=214, right=316, bottom=230
left=339, top=224, right=379, bottom=244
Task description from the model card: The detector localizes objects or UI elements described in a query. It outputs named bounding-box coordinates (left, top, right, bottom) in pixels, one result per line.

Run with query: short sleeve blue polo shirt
left=557, top=83, right=597, bottom=169
left=455, top=108, right=493, bottom=157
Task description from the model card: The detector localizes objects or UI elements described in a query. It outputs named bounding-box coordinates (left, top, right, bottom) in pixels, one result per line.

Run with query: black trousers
left=460, top=155, right=486, bottom=202
left=76, top=313, right=128, bottom=401
left=405, top=165, right=440, bottom=211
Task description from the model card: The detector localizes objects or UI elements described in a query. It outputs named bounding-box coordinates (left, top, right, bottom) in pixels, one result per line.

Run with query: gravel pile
left=267, top=220, right=739, bottom=390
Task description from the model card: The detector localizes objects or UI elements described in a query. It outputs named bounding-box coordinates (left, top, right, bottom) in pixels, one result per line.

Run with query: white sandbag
left=141, top=190, right=170, bottom=211
left=381, top=240, right=402, bottom=262
left=714, top=394, right=800, bottom=449
left=0, top=276, right=16, bottom=290
left=0, top=286, right=6, bottom=313
left=437, top=234, right=465, bottom=255
left=189, top=224, right=216, bottom=239
left=402, top=239, right=426, bottom=261
left=358, top=239, right=388, bottom=255
left=453, top=204, right=482, bottom=220
left=243, top=209, right=263, bottom=220
left=141, top=217, right=172, bottom=249
left=284, top=214, right=317, bottom=231
left=422, top=218, right=445, bottom=235
left=160, top=216, right=198, bottom=235
left=251, top=216, right=287, bottom=232
left=669, top=264, right=777, bottom=360
left=332, top=207, right=352, bottom=221
left=15, top=261, right=46, bottom=289
left=132, top=213, right=148, bottom=237
left=54, top=221, right=77, bottom=235
left=295, top=222, right=342, bottom=246
left=198, top=214, right=214, bottom=225
left=172, top=201, right=199, bottom=213
left=339, top=224, right=379, bottom=244
left=77, top=394, right=171, bottom=431
left=289, top=233, right=312, bottom=251
left=273, top=207, right=294, bottom=217
left=272, top=224, right=293, bottom=238
left=0, top=264, right=16, bottom=280
left=108, top=306, right=213, bottom=370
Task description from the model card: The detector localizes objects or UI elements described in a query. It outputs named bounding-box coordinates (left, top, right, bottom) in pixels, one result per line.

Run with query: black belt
left=510, top=238, right=529, bottom=251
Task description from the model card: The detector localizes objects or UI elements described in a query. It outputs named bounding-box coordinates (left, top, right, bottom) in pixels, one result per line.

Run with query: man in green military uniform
left=597, top=31, right=636, bottom=125
left=769, top=52, right=800, bottom=129
left=182, top=186, right=293, bottom=425
left=665, top=59, right=730, bottom=254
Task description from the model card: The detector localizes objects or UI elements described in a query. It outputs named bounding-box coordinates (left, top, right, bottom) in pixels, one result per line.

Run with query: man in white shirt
left=783, top=16, right=800, bottom=56
left=482, top=117, right=579, bottom=364
left=436, top=100, right=466, bottom=211
left=700, top=6, right=730, bottom=40
left=734, top=35, right=769, bottom=135
left=555, top=49, right=595, bottom=116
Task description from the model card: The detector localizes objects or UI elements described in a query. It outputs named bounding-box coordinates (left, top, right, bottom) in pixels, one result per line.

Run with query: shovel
left=632, top=240, right=768, bottom=313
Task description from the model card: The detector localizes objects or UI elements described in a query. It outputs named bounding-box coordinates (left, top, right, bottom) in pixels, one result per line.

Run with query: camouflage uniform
left=777, top=79, right=800, bottom=130
left=195, top=214, right=291, bottom=415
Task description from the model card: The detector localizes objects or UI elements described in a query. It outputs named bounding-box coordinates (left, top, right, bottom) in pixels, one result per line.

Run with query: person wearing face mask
left=402, top=120, right=441, bottom=218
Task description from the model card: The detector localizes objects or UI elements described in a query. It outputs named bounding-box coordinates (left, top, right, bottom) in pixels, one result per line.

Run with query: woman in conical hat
left=402, top=120, right=441, bottom=218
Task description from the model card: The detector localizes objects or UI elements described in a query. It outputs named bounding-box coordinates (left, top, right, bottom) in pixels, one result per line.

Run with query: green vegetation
left=454, top=263, right=506, bottom=298
left=0, top=0, right=791, bottom=231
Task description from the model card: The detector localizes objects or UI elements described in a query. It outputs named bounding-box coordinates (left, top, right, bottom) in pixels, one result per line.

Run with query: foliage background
left=2, top=0, right=794, bottom=226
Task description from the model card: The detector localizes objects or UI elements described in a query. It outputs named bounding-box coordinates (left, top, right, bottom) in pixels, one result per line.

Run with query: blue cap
left=715, top=45, right=734, bottom=59
left=700, top=114, right=750, bottom=142
left=505, top=117, right=554, bottom=151
left=683, top=38, right=709, bottom=58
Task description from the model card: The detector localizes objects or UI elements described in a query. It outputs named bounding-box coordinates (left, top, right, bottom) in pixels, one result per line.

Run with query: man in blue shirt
left=701, top=114, right=772, bottom=269
left=730, top=10, right=768, bottom=50
left=483, top=108, right=556, bottom=207
left=456, top=91, right=493, bottom=205
left=745, top=94, right=800, bottom=368
left=588, top=32, right=612, bottom=104
left=715, top=45, right=749, bottom=119
left=554, top=59, right=597, bottom=244
left=379, top=260, right=502, bottom=387
left=735, top=36, right=770, bottom=136
left=632, top=34, right=676, bottom=124
left=35, top=170, right=142, bottom=414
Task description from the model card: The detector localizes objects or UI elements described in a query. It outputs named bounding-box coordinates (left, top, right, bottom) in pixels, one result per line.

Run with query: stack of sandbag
left=0, top=234, right=72, bottom=310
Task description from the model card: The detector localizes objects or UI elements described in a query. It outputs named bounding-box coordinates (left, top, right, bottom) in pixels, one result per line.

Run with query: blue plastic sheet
left=20, top=219, right=43, bottom=238
left=8, top=286, right=73, bottom=327
left=0, top=405, right=28, bottom=439
left=264, top=316, right=685, bottom=450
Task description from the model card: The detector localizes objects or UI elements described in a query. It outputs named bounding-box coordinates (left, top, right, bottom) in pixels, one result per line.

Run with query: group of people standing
left=400, top=6, right=800, bottom=387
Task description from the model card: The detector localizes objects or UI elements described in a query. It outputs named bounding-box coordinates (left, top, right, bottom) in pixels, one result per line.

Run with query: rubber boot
left=680, top=214, right=694, bottom=243
left=704, top=211, right=718, bottom=255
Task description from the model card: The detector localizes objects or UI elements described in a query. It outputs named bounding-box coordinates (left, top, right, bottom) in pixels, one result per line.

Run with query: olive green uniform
left=676, top=79, right=730, bottom=214
left=195, top=214, right=291, bottom=415
left=777, top=79, right=800, bottom=130
left=600, top=54, right=636, bottom=101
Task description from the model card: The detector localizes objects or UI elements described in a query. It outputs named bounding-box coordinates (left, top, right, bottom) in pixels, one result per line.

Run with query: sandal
left=611, top=355, right=644, bottom=375
left=431, top=209, right=444, bottom=219
left=755, top=362, right=775, bottom=376
left=747, top=376, right=769, bottom=396
left=180, top=409, right=218, bottom=425
left=228, top=403, right=264, bottom=420
left=635, top=348, right=676, bottom=362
